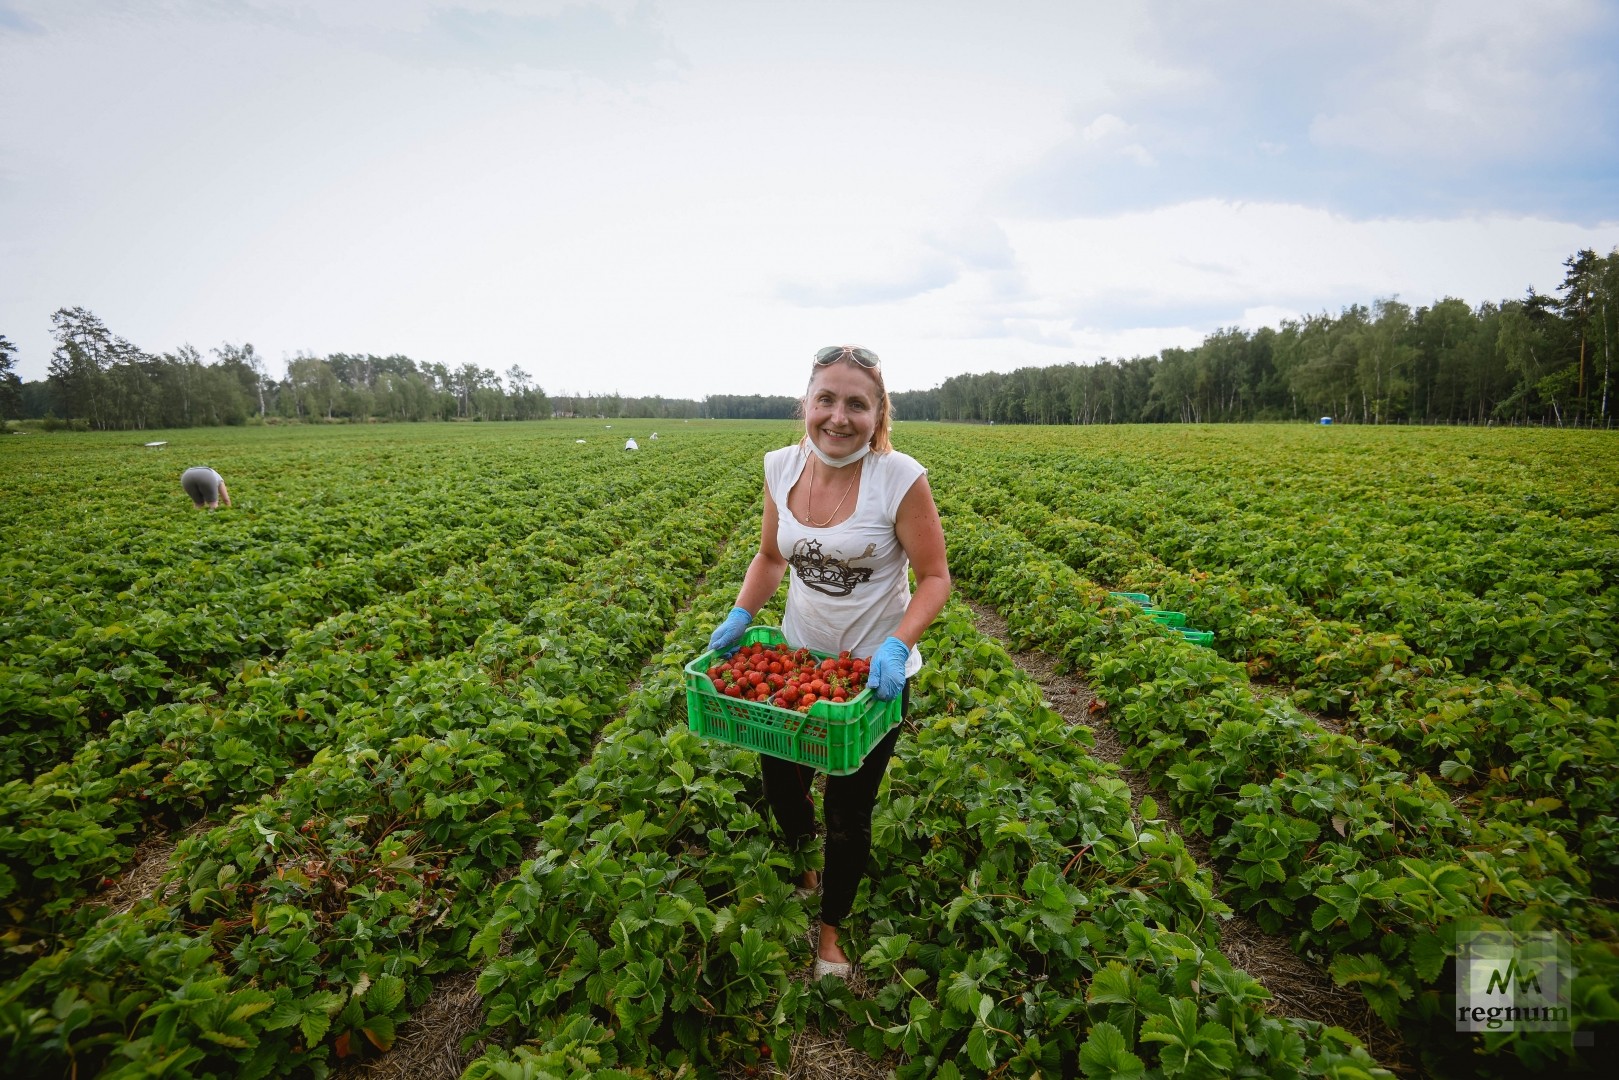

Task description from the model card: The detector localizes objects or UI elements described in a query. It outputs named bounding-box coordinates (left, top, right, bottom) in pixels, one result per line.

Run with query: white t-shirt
left=765, top=444, right=926, bottom=676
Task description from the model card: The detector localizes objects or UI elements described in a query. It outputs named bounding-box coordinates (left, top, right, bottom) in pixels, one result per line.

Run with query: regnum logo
left=1456, top=927, right=1571, bottom=1032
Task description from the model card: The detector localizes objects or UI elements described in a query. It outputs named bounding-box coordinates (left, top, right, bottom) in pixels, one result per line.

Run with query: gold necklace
left=805, top=456, right=862, bottom=528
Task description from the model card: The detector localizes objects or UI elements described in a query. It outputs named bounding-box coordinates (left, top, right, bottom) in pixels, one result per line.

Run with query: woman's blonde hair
left=800, top=350, right=893, bottom=452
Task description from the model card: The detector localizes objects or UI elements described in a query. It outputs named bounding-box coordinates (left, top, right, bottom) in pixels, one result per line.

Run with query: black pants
left=760, top=685, right=907, bottom=928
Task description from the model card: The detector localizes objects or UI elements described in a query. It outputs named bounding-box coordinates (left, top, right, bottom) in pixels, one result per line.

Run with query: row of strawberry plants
left=0, top=445, right=680, bottom=782
left=956, top=435, right=1617, bottom=721
left=0, top=450, right=511, bottom=641
left=0, top=525, right=517, bottom=784
left=456, top=511, right=796, bottom=1075
left=0, top=453, right=735, bottom=968
left=941, top=504, right=1617, bottom=1076
left=454, top=552, right=1391, bottom=1077
left=0, top=451, right=721, bottom=935
left=0, top=461, right=760, bottom=1078
left=965, top=425, right=1616, bottom=605
left=1146, top=483, right=1606, bottom=610
left=1134, top=561, right=1619, bottom=901
left=938, top=474, right=1619, bottom=898
left=836, top=600, right=1386, bottom=1078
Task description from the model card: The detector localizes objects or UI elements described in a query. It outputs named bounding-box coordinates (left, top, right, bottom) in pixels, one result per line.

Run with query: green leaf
left=262, top=1001, right=302, bottom=1032
left=1080, top=1021, right=1146, bottom=1079
left=862, top=933, right=913, bottom=972
left=469, top=910, right=515, bottom=960
left=226, top=990, right=275, bottom=1024
left=1329, top=953, right=1412, bottom=1026
left=1409, top=932, right=1448, bottom=983
left=967, top=1024, right=993, bottom=1071
left=1088, top=962, right=1136, bottom=1005
left=474, top=963, right=508, bottom=997
left=944, top=892, right=975, bottom=932
left=201, top=1029, right=252, bottom=1049
left=361, top=1015, right=397, bottom=1052
left=369, top=973, right=406, bottom=1015
left=1191, top=1021, right=1237, bottom=1072
left=1438, top=759, right=1474, bottom=783
left=299, top=1010, right=332, bottom=1047
left=1316, top=882, right=1362, bottom=924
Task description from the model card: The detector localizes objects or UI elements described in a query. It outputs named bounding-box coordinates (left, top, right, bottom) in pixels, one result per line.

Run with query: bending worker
left=180, top=466, right=231, bottom=510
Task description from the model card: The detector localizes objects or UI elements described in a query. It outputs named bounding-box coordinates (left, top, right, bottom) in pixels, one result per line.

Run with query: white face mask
left=806, top=439, right=872, bottom=469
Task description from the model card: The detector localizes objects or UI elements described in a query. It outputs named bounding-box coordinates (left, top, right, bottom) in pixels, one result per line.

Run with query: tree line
left=2, top=309, right=805, bottom=429
left=894, top=248, right=1617, bottom=427
left=8, top=308, right=556, bottom=429
left=4, top=247, right=1614, bottom=430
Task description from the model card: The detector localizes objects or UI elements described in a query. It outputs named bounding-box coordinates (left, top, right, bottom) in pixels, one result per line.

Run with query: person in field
left=179, top=466, right=231, bottom=509
left=707, top=344, right=951, bottom=980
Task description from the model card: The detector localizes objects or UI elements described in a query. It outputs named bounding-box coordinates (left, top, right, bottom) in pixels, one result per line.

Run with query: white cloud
left=1003, top=0, right=1618, bottom=220
left=1304, top=0, right=1607, bottom=161
left=1, top=0, right=1614, bottom=398
left=1000, top=199, right=1619, bottom=327
left=1082, top=114, right=1132, bottom=142
left=1076, top=112, right=1156, bottom=167
left=1237, top=305, right=1304, bottom=331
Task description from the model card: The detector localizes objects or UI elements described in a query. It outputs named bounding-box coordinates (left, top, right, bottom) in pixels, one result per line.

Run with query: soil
left=93, top=817, right=211, bottom=916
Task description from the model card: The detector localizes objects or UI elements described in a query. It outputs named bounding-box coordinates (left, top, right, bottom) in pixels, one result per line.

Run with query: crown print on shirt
left=789, top=538, right=877, bottom=597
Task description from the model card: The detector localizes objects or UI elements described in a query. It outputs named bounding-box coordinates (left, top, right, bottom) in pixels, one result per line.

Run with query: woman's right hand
left=707, top=606, right=752, bottom=656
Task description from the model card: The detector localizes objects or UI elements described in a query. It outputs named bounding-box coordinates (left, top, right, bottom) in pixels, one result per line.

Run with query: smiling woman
left=803, top=362, right=881, bottom=465
left=704, top=342, right=951, bottom=981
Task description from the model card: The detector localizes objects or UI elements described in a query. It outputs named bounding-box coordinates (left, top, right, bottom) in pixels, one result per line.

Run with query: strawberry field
left=1, top=420, right=1614, bottom=1079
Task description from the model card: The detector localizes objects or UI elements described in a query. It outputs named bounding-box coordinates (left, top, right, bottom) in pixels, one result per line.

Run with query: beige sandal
left=813, top=956, right=853, bottom=980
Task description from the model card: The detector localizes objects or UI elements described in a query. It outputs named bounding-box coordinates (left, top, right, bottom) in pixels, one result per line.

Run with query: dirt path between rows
left=963, top=599, right=1412, bottom=1076
left=88, top=817, right=210, bottom=917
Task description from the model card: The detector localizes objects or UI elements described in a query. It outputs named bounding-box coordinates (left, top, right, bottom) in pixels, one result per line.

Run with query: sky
left=3, top=0, right=1617, bottom=399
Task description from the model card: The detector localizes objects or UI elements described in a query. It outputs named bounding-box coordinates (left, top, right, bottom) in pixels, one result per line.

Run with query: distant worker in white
left=179, top=466, right=231, bottom=509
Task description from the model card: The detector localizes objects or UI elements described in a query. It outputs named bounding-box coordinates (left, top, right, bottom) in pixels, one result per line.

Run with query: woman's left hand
left=868, top=636, right=910, bottom=701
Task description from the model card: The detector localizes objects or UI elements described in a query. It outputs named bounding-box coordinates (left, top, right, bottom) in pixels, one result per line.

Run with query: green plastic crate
left=1108, top=591, right=1153, bottom=607
left=684, top=626, right=902, bottom=775
left=1144, top=608, right=1187, bottom=627
left=1168, top=626, right=1215, bottom=647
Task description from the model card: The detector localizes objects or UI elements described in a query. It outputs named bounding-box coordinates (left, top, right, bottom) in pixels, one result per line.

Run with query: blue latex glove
left=867, top=636, right=910, bottom=701
left=707, top=606, right=752, bottom=656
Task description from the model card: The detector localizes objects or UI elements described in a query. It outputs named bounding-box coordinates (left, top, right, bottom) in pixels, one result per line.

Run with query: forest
left=896, top=246, right=1617, bottom=427
left=2, top=247, right=1614, bottom=430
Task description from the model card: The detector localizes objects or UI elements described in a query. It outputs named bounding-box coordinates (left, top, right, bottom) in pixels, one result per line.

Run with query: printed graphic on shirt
left=790, top=538, right=877, bottom=597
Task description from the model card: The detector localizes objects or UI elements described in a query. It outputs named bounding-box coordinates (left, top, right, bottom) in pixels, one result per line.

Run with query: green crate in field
left=1168, top=626, right=1215, bottom=646
left=684, top=626, right=902, bottom=775
left=1144, top=608, right=1187, bottom=627
left=1108, top=591, right=1153, bottom=606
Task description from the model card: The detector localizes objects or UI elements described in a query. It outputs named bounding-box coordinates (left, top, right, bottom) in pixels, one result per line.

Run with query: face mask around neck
left=807, top=439, right=872, bottom=469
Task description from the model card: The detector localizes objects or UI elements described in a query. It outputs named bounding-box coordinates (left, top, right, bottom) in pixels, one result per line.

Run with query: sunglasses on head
left=814, top=345, right=880, bottom=369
